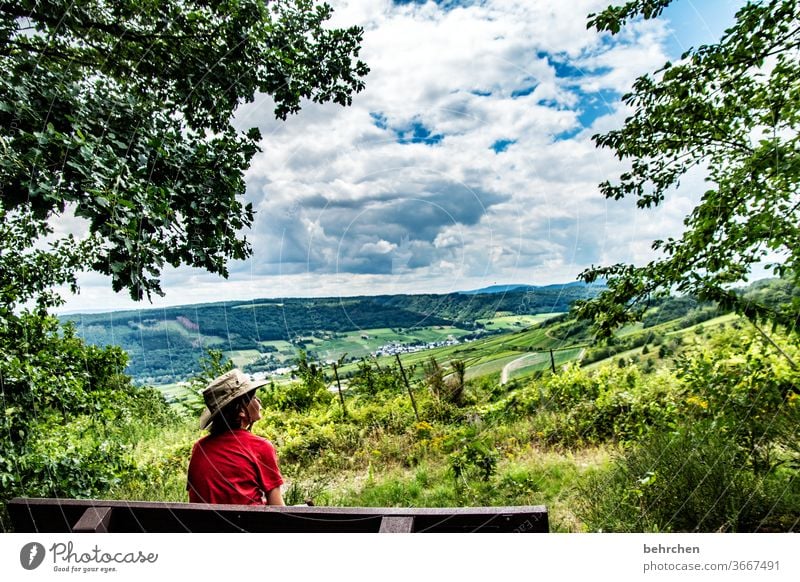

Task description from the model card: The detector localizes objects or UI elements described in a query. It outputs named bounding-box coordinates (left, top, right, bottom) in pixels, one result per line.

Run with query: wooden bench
left=8, top=497, right=548, bottom=533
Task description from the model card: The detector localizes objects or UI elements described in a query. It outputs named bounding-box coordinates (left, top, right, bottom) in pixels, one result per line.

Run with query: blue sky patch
left=511, top=85, right=536, bottom=99
left=394, top=120, right=444, bottom=145
left=554, top=87, right=620, bottom=141
left=537, top=50, right=613, bottom=79
left=393, top=0, right=480, bottom=9
left=370, top=112, right=388, bottom=130
left=554, top=127, right=581, bottom=141
left=577, top=88, right=618, bottom=127
left=490, top=139, right=516, bottom=153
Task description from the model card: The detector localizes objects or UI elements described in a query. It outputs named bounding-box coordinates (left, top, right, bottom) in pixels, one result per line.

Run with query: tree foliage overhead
left=0, top=0, right=368, bottom=311
left=577, top=0, right=800, bottom=337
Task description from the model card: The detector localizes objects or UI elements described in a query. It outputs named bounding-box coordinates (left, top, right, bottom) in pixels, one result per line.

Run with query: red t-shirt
left=187, top=429, right=283, bottom=505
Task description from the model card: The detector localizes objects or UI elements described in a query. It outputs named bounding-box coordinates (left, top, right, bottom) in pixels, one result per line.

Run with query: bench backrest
left=8, top=498, right=548, bottom=533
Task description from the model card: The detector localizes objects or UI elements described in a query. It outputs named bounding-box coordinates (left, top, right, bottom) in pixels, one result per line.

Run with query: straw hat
left=198, top=369, right=267, bottom=429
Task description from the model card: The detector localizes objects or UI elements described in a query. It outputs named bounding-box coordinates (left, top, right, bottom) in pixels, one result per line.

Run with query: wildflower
left=686, top=395, right=708, bottom=410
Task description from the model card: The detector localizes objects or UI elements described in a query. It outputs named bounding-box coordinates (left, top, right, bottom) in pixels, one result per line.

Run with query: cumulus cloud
left=55, top=0, right=734, bottom=313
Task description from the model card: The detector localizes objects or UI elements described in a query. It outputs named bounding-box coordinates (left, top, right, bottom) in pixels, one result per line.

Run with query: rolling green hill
left=64, top=278, right=791, bottom=389
left=62, top=284, right=603, bottom=384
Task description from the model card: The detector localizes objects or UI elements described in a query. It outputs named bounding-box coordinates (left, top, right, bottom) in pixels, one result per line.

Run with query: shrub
left=446, top=427, right=498, bottom=483
left=183, top=349, right=234, bottom=416
left=502, top=364, right=681, bottom=446
left=0, top=311, right=179, bottom=531
left=578, top=424, right=799, bottom=532
left=348, top=358, right=403, bottom=396
left=262, top=352, right=333, bottom=412
left=262, top=379, right=333, bottom=412
left=676, top=328, right=800, bottom=473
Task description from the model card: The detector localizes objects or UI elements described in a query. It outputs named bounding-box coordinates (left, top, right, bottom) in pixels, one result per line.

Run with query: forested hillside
left=62, top=285, right=603, bottom=383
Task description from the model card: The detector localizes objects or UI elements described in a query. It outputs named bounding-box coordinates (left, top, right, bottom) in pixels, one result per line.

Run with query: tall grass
left=577, top=427, right=800, bottom=532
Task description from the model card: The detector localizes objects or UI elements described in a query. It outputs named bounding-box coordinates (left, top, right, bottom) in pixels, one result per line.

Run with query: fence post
left=395, top=354, right=420, bottom=422
left=332, top=362, right=348, bottom=417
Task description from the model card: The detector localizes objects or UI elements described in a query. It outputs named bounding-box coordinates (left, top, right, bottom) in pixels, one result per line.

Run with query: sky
left=55, top=0, right=745, bottom=314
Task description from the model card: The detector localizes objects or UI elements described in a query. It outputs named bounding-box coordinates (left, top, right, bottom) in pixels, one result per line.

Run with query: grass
left=156, top=381, right=194, bottom=402
left=476, top=313, right=562, bottom=331
left=126, top=376, right=618, bottom=532
left=307, top=445, right=612, bottom=532
left=506, top=348, right=584, bottom=381
left=109, top=315, right=799, bottom=534
left=372, top=321, right=582, bottom=383
left=582, top=313, right=743, bottom=371
left=665, top=312, right=739, bottom=335
left=225, top=349, right=262, bottom=367
left=108, top=422, right=198, bottom=502
left=229, top=314, right=578, bottom=384
left=41, top=290, right=800, bottom=538
left=466, top=354, right=524, bottom=379
left=312, top=326, right=472, bottom=362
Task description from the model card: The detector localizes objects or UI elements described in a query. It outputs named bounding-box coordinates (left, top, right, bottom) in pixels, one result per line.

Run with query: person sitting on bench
left=187, top=369, right=285, bottom=506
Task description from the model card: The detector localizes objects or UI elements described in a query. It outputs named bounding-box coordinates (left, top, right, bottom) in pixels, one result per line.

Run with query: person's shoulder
left=192, top=434, right=211, bottom=448
left=240, top=430, right=275, bottom=449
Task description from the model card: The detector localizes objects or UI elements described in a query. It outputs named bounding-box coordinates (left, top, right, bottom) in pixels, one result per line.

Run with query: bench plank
left=379, top=516, right=415, bottom=533
left=73, top=507, right=113, bottom=533
left=8, top=498, right=548, bottom=533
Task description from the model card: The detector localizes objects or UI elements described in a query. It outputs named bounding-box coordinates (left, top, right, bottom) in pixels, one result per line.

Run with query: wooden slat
left=7, top=498, right=548, bottom=533
left=379, top=516, right=415, bottom=533
left=72, top=507, right=113, bottom=533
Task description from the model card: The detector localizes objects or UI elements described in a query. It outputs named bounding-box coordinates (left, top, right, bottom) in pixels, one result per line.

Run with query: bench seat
left=8, top=497, right=548, bottom=533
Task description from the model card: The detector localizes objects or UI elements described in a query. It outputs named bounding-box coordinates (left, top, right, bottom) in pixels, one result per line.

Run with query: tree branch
left=750, top=320, right=799, bottom=370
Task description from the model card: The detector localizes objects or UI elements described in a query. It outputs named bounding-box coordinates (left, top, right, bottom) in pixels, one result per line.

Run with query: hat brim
left=198, top=377, right=268, bottom=429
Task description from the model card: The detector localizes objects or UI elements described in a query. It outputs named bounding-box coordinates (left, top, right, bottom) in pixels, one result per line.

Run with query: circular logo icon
left=20, top=542, right=46, bottom=570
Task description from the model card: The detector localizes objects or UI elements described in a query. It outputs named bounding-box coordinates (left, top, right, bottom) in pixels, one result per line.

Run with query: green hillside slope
left=62, top=285, right=603, bottom=383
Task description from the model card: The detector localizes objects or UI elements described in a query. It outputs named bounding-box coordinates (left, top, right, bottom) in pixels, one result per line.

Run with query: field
left=293, top=326, right=473, bottom=361
left=152, top=312, right=575, bottom=399
left=116, top=307, right=799, bottom=534
left=158, top=306, right=741, bottom=402
left=16, top=283, right=795, bottom=536
left=475, top=314, right=560, bottom=331
left=222, top=315, right=570, bottom=384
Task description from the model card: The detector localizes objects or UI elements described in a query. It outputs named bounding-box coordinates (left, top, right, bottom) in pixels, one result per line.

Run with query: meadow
left=3, top=288, right=797, bottom=533
left=105, top=310, right=799, bottom=533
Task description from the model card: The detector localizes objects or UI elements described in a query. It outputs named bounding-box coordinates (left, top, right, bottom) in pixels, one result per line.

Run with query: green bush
left=677, top=328, right=800, bottom=473
left=261, top=352, right=334, bottom=412
left=0, top=312, right=180, bottom=531
left=348, top=358, right=403, bottom=396
left=578, top=424, right=799, bottom=532
left=262, top=379, right=333, bottom=412
left=498, top=364, right=681, bottom=446
left=446, top=427, right=498, bottom=483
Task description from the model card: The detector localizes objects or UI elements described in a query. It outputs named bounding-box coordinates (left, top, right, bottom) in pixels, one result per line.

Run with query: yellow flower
left=414, top=421, right=433, bottom=438
left=686, top=395, right=708, bottom=410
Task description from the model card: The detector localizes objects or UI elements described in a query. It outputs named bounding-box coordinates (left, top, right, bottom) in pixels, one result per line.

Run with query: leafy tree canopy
left=0, top=0, right=368, bottom=312
left=576, top=0, right=799, bottom=337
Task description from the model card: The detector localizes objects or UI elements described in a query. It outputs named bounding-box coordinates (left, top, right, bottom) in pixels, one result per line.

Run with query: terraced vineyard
left=63, top=285, right=605, bottom=385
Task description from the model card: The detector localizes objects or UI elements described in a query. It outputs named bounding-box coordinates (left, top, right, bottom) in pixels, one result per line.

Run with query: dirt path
left=500, top=353, right=547, bottom=385
left=499, top=348, right=587, bottom=384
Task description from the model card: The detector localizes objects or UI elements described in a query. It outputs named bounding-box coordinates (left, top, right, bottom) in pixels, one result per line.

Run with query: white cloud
left=360, top=239, right=398, bottom=254
left=54, top=0, right=735, bottom=314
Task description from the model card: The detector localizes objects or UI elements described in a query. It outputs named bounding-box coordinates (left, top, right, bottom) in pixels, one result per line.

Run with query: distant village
left=249, top=335, right=469, bottom=382
left=371, top=336, right=462, bottom=357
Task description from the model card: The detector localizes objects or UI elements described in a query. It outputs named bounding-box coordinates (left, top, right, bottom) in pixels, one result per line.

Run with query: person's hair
left=209, top=389, right=257, bottom=435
